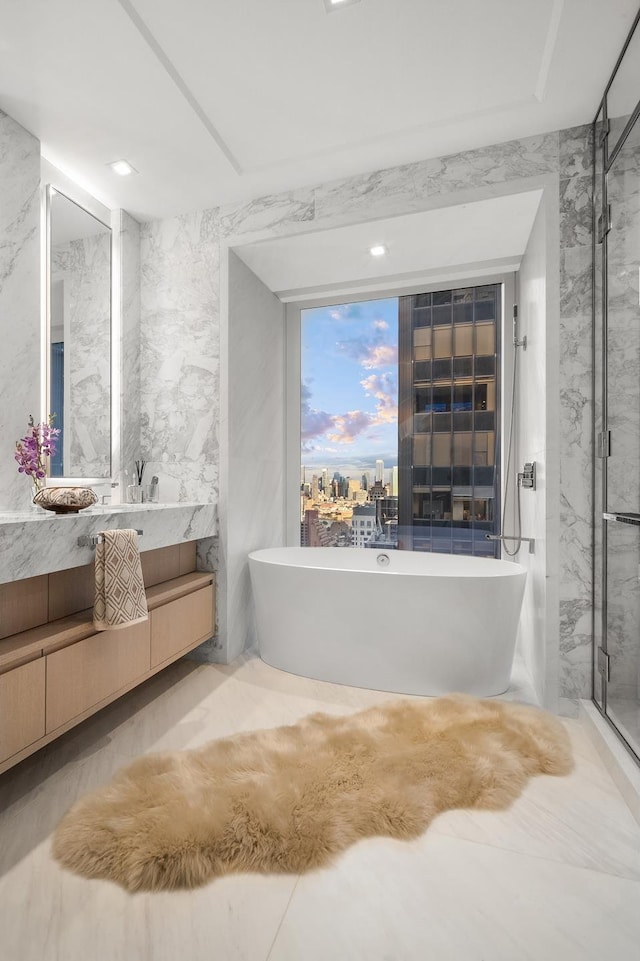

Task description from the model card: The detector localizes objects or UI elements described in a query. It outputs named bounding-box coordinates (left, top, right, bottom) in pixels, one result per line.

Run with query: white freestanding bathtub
left=248, top=547, right=527, bottom=697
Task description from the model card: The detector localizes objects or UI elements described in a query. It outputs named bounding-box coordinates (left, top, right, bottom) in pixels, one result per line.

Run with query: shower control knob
left=521, top=462, right=536, bottom=490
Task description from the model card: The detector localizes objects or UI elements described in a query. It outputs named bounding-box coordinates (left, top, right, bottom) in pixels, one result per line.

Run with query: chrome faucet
left=485, top=534, right=535, bottom=554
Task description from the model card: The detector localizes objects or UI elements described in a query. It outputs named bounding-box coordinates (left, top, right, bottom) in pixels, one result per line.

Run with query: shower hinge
left=597, top=204, right=612, bottom=242
left=597, top=647, right=611, bottom=681
left=596, top=430, right=611, bottom=458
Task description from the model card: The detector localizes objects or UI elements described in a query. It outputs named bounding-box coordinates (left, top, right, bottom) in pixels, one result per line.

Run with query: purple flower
left=15, top=415, right=61, bottom=492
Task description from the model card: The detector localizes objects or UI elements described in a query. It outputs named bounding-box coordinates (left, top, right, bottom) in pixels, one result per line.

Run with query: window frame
left=285, top=273, right=515, bottom=550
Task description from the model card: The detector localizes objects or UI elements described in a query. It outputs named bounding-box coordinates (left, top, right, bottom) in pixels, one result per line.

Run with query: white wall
left=217, top=250, right=285, bottom=661
left=514, top=192, right=551, bottom=706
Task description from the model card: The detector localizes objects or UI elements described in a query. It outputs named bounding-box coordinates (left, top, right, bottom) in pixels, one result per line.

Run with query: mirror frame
left=42, top=171, right=116, bottom=487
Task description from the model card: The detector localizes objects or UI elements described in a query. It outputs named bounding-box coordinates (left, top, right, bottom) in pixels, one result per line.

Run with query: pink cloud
left=327, top=410, right=375, bottom=444
left=360, top=344, right=398, bottom=369
left=302, top=409, right=336, bottom=442
left=360, top=372, right=398, bottom=424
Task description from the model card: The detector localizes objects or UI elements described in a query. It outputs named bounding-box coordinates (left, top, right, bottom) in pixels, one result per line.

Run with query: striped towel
left=93, top=529, right=148, bottom=631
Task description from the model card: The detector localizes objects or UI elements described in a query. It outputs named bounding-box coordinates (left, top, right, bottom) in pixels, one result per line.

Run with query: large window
left=300, top=284, right=501, bottom=554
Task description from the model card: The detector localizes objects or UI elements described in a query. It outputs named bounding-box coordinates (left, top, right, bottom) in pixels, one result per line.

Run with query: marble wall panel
left=0, top=111, right=40, bottom=511
left=219, top=188, right=314, bottom=240
left=310, top=133, right=559, bottom=231
left=312, top=162, right=433, bottom=226
left=559, top=125, right=593, bottom=179
left=140, top=209, right=220, bottom=504
left=559, top=176, right=592, bottom=248
left=424, top=132, right=559, bottom=198
left=557, top=126, right=594, bottom=711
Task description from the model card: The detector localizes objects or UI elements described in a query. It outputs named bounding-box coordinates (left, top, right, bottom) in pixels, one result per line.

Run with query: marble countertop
left=0, top=502, right=217, bottom=584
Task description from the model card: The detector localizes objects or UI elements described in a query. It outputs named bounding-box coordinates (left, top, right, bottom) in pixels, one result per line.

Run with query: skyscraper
left=391, top=465, right=398, bottom=496
left=375, top=459, right=384, bottom=483
left=397, top=284, right=500, bottom=556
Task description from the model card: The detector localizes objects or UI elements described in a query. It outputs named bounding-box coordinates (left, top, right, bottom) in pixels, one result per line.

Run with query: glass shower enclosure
left=593, top=10, right=640, bottom=762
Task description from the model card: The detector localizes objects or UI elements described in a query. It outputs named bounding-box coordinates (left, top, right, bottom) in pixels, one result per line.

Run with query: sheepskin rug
left=52, top=695, right=573, bottom=892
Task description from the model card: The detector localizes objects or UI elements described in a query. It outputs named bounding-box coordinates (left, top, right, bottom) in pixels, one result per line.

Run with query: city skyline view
left=301, top=298, right=399, bottom=476
left=300, top=283, right=501, bottom=556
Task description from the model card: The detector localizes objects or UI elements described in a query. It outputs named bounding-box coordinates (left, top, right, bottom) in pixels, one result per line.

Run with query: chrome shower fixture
left=520, top=462, right=536, bottom=490
left=513, top=304, right=527, bottom=350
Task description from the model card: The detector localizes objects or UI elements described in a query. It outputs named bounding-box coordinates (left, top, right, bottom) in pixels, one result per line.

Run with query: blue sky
left=301, top=298, right=399, bottom=473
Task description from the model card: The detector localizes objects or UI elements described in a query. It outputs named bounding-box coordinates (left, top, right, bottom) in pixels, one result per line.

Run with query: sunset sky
left=301, top=298, right=399, bottom=474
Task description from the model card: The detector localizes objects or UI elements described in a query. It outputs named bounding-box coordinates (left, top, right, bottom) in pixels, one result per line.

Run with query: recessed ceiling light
left=108, top=159, right=137, bottom=176
left=369, top=245, right=387, bottom=257
left=324, top=0, right=362, bottom=12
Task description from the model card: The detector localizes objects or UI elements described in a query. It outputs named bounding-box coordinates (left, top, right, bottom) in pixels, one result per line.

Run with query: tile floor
left=1, top=653, right=640, bottom=961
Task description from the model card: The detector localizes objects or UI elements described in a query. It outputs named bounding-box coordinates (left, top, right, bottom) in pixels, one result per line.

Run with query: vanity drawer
left=150, top=585, right=214, bottom=668
left=45, top=620, right=150, bottom=732
left=0, top=658, right=46, bottom=764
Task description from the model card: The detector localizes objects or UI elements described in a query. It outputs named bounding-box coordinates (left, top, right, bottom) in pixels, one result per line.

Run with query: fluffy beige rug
left=52, top=695, right=572, bottom=892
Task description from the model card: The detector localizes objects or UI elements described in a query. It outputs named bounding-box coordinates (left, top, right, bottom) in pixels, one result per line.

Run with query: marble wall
left=51, top=232, right=111, bottom=477
left=139, top=127, right=595, bottom=709
left=0, top=110, right=40, bottom=511
left=139, top=210, right=220, bottom=504
left=557, top=125, right=594, bottom=715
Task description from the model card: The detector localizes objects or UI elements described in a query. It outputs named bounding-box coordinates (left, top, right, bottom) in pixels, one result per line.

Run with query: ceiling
left=0, top=0, right=637, bottom=221
left=235, top=190, right=543, bottom=299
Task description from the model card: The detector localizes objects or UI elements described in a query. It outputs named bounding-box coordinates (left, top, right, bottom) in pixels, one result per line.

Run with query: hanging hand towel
left=93, top=529, right=148, bottom=631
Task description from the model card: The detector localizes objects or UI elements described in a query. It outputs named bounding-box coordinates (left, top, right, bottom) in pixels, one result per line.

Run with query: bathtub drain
left=377, top=553, right=390, bottom=567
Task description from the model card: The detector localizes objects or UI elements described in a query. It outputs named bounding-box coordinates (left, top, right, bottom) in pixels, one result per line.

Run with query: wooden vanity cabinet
left=0, top=545, right=215, bottom=774
left=0, top=659, right=46, bottom=764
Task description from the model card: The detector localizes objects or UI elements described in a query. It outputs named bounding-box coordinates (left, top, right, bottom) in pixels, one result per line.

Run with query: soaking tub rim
left=248, top=547, right=527, bottom=578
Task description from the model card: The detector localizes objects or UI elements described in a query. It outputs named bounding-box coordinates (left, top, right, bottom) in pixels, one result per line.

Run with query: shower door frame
left=592, top=5, right=640, bottom=763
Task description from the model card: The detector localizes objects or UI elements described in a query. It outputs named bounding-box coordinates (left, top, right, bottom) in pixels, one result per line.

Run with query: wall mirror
left=47, top=186, right=112, bottom=479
